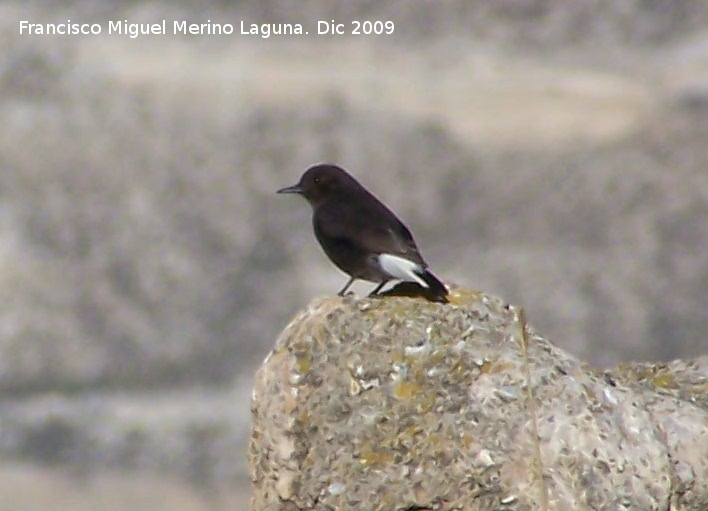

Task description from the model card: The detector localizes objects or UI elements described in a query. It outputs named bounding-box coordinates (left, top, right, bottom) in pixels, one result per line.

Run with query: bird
left=277, top=163, right=448, bottom=302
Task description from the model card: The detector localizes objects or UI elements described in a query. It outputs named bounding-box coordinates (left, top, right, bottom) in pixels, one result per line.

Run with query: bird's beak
left=276, top=183, right=303, bottom=195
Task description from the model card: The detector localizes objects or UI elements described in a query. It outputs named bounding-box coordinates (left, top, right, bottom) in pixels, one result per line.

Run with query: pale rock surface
left=250, top=288, right=707, bottom=511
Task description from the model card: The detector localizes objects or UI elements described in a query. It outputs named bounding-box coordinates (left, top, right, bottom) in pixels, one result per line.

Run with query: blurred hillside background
left=0, top=1, right=707, bottom=509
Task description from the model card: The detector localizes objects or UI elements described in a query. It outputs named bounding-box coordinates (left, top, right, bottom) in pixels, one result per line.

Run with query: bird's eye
left=314, top=177, right=321, bottom=184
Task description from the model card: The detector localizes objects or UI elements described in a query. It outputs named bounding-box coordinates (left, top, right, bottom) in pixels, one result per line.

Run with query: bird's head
left=277, top=163, right=358, bottom=206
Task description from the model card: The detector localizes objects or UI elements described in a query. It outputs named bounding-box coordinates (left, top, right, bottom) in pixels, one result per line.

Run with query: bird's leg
left=337, top=277, right=356, bottom=296
left=368, top=281, right=388, bottom=297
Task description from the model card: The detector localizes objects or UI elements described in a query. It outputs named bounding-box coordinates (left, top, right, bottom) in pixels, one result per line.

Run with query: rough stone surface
left=249, top=288, right=708, bottom=511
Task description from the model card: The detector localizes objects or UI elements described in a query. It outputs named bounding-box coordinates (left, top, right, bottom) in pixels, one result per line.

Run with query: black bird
left=277, top=163, right=448, bottom=301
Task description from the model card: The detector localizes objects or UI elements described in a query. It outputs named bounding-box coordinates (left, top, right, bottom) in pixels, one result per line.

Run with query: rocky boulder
left=249, top=288, right=707, bottom=510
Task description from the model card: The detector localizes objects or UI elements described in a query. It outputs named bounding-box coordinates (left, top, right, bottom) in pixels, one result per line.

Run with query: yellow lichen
left=459, top=433, right=474, bottom=448
left=358, top=447, right=392, bottom=466
left=297, top=410, right=310, bottom=425
left=393, top=381, right=422, bottom=400
left=296, top=354, right=312, bottom=373
left=651, top=374, right=675, bottom=389
left=446, top=288, right=482, bottom=306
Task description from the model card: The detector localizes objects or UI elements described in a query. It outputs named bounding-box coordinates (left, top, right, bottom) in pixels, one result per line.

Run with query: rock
left=249, top=288, right=708, bottom=511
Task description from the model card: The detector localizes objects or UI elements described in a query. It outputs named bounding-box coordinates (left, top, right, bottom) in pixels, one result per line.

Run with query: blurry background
left=0, top=1, right=706, bottom=509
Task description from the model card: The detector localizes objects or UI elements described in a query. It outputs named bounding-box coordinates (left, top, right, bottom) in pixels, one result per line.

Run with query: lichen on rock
left=249, top=288, right=708, bottom=511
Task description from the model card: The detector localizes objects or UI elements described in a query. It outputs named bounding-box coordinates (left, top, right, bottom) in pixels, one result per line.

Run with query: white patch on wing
left=378, top=254, right=428, bottom=287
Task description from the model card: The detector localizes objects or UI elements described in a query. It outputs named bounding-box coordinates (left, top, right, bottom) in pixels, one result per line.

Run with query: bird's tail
left=377, top=254, right=449, bottom=302
left=415, top=269, right=449, bottom=302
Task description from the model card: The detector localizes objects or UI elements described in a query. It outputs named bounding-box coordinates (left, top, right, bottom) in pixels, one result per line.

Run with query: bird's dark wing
left=315, top=193, right=426, bottom=267
left=364, top=223, right=425, bottom=265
